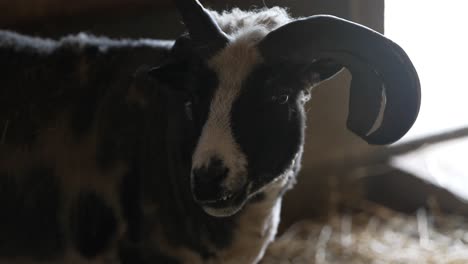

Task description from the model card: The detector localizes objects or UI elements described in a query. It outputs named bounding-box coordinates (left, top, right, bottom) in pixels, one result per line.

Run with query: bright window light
left=386, top=1, right=468, bottom=200
left=385, top=0, right=468, bottom=142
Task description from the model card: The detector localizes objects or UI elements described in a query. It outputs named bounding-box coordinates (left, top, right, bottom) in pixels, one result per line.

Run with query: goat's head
left=149, top=0, right=421, bottom=217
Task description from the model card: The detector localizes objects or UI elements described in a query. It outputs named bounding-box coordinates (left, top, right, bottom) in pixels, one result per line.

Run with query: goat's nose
left=191, top=158, right=229, bottom=203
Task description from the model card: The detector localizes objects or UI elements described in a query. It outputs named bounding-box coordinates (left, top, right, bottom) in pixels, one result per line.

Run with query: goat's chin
left=202, top=202, right=245, bottom=217
left=200, top=186, right=249, bottom=217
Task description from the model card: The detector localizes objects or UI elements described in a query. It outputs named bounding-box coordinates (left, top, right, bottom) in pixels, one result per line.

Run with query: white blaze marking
left=191, top=31, right=264, bottom=193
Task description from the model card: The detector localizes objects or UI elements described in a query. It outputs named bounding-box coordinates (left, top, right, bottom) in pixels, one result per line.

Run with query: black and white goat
left=0, top=0, right=420, bottom=263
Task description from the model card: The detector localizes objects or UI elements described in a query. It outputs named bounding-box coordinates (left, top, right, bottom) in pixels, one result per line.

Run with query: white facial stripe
left=192, top=32, right=264, bottom=191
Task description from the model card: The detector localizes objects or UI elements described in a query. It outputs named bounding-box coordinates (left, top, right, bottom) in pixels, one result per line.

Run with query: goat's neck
left=209, top=180, right=286, bottom=264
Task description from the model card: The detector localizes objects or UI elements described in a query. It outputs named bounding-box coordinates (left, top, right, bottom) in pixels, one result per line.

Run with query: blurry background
left=2, top=0, right=467, bottom=231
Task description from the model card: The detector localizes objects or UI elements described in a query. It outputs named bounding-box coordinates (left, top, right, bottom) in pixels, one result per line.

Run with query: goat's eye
left=185, top=101, right=193, bottom=120
left=271, top=94, right=289, bottom=104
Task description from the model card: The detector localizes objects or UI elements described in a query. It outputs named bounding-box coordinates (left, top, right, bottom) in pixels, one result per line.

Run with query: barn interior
left=2, top=0, right=468, bottom=262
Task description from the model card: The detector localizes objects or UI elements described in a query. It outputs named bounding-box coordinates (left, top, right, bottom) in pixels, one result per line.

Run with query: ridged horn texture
left=258, top=15, right=421, bottom=145
left=174, top=0, right=230, bottom=57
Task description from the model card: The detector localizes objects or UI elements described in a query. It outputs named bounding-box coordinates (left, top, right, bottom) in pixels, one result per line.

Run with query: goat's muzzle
left=191, top=157, right=248, bottom=217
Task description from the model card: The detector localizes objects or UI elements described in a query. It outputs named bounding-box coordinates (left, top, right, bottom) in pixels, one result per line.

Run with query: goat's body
left=0, top=31, right=173, bottom=262
left=0, top=29, right=288, bottom=263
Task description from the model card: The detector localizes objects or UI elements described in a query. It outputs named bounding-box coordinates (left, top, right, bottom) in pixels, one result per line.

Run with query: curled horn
left=258, top=15, right=421, bottom=145
left=174, top=0, right=230, bottom=57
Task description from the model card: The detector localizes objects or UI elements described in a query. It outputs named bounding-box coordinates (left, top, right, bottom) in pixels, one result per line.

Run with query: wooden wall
left=0, top=0, right=353, bottom=38
left=0, top=0, right=169, bottom=25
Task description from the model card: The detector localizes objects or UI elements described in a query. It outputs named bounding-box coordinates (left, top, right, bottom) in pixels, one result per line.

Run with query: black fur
left=0, top=31, right=175, bottom=261
left=120, top=169, right=143, bottom=244
left=119, top=242, right=180, bottom=264
left=232, top=63, right=306, bottom=192
left=0, top=167, right=64, bottom=260
left=192, top=157, right=229, bottom=202
left=69, top=191, right=117, bottom=259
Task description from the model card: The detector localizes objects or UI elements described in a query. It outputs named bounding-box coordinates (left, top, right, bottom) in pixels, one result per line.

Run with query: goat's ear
left=147, top=61, right=188, bottom=91
left=171, top=34, right=196, bottom=60
left=147, top=35, right=195, bottom=91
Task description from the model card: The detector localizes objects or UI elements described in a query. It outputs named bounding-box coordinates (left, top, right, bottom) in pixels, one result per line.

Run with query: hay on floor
left=263, top=201, right=468, bottom=264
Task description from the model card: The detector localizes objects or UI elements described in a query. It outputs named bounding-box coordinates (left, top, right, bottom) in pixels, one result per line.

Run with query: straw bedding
left=262, top=201, right=468, bottom=264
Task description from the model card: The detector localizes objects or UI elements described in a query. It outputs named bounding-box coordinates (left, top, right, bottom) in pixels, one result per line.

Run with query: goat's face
left=190, top=40, right=312, bottom=217
left=152, top=34, right=342, bottom=217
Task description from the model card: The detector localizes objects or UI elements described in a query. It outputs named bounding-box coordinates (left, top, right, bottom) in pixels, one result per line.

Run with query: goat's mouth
left=198, top=186, right=249, bottom=217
